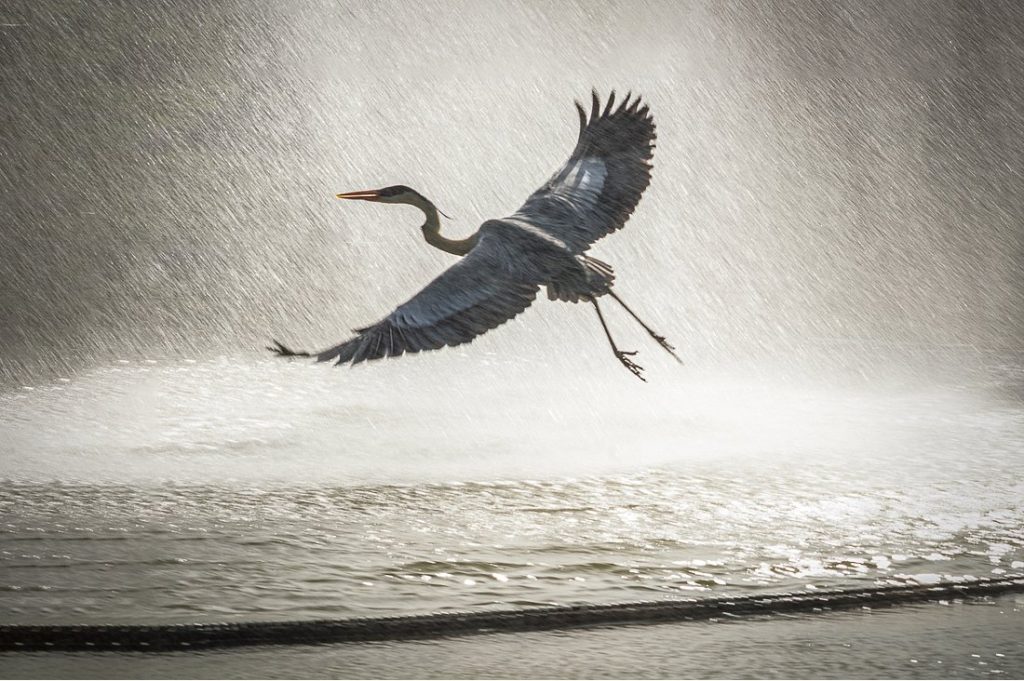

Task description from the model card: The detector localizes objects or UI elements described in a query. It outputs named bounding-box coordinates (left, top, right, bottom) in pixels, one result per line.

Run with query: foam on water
left=2, top=353, right=1015, bottom=486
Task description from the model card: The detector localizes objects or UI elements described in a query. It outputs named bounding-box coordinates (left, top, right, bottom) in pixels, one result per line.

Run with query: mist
left=2, top=0, right=1021, bottom=389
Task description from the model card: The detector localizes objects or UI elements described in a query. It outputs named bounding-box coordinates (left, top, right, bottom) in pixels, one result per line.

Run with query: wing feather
left=312, top=231, right=540, bottom=365
left=509, top=90, right=656, bottom=253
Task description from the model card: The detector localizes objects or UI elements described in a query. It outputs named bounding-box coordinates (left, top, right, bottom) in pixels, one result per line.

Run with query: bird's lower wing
left=289, top=232, right=541, bottom=366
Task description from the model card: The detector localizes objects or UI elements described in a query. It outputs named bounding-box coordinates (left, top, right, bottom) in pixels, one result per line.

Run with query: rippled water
left=2, top=354, right=1023, bottom=625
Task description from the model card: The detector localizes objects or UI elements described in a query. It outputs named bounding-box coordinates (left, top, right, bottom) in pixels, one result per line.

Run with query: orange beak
left=335, top=189, right=382, bottom=201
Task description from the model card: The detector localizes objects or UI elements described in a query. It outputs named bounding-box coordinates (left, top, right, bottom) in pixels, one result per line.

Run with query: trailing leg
left=608, top=291, right=682, bottom=364
left=591, top=298, right=646, bottom=382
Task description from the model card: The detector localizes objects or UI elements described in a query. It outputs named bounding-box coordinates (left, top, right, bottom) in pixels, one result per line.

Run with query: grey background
left=2, top=0, right=1021, bottom=386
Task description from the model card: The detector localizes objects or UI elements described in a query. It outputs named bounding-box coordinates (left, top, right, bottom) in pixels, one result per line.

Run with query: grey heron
left=269, top=90, right=680, bottom=381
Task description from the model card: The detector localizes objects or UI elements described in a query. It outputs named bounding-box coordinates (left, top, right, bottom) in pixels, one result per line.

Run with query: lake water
left=3, top=354, right=1022, bottom=631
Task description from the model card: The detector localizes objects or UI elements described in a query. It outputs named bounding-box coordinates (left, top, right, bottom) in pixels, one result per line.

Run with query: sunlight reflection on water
left=1, top=358, right=1022, bottom=624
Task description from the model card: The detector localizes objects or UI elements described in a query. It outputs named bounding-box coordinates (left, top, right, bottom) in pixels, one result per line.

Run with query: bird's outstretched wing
left=271, top=231, right=539, bottom=365
left=508, top=90, right=655, bottom=253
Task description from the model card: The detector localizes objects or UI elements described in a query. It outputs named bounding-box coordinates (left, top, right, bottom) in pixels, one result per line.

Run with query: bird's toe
left=615, top=350, right=647, bottom=382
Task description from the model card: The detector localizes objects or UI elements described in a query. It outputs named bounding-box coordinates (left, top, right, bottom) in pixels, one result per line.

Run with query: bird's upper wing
left=311, top=229, right=540, bottom=365
left=507, top=90, right=656, bottom=253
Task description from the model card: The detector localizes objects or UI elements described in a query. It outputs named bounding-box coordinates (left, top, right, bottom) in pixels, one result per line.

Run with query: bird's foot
left=615, top=350, right=646, bottom=382
left=266, top=340, right=311, bottom=358
left=650, top=332, right=684, bottom=364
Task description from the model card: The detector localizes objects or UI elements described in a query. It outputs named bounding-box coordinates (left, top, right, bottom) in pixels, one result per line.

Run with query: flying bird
left=269, top=90, right=680, bottom=381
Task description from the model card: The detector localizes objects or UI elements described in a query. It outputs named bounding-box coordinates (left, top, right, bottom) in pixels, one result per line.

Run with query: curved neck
left=407, top=194, right=477, bottom=257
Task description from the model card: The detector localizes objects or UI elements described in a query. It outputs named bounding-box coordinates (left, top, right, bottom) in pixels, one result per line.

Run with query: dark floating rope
left=3, top=575, right=1023, bottom=652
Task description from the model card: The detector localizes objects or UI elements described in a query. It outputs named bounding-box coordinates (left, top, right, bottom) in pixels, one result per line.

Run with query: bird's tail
left=583, top=255, right=615, bottom=284
left=547, top=256, right=616, bottom=302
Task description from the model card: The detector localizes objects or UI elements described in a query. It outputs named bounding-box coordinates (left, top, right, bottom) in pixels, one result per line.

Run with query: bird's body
left=270, top=90, right=680, bottom=380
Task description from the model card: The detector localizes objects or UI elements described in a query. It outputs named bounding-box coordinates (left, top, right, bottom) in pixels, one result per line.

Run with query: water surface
left=3, top=356, right=1022, bottom=625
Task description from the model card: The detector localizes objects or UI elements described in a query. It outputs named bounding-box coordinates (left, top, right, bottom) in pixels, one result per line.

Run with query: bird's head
left=336, top=185, right=450, bottom=217
left=336, top=184, right=420, bottom=204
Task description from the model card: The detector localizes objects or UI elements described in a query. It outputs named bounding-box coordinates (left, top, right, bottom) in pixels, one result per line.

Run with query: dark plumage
left=513, top=90, right=656, bottom=253
left=270, top=91, right=677, bottom=381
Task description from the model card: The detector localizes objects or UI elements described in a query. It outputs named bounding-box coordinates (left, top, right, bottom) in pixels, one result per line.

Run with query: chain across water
left=2, top=575, right=1022, bottom=652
